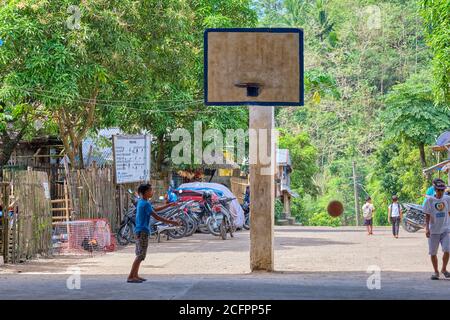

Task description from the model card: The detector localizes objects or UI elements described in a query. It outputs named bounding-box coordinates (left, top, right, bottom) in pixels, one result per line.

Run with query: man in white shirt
left=362, top=196, right=375, bottom=235
left=388, top=195, right=402, bottom=238
left=423, top=178, right=450, bottom=280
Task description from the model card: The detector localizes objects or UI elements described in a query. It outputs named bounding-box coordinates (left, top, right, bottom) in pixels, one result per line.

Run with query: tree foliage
left=0, top=0, right=257, bottom=171
left=420, top=0, right=450, bottom=104
left=256, top=0, right=441, bottom=226
left=383, top=70, right=450, bottom=168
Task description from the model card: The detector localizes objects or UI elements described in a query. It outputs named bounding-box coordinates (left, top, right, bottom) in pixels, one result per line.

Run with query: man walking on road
left=388, top=195, right=402, bottom=239
left=362, top=196, right=375, bottom=235
left=423, top=178, right=450, bottom=280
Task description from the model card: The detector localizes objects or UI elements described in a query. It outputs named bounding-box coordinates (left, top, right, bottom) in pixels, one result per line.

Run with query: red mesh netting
left=52, top=219, right=115, bottom=255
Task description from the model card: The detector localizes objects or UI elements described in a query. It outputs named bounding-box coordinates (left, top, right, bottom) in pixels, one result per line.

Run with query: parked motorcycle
left=116, top=190, right=138, bottom=245
left=175, top=189, right=211, bottom=234
left=116, top=190, right=191, bottom=245
left=401, top=203, right=426, bottom=233
left=241, top=193, right=250, bottom=230
left=203, top=192, right=236, bottom=240
left=182, top=190, right=234, bottom=240
left=243, top=187, right=250, bottom=230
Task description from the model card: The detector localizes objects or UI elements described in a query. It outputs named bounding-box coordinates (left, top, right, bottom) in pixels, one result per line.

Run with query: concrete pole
left=283, top=192, right=290, bottom=218
left=249, top=106, right=275, bottom=272
left=352, top=160, right=360, bottom=226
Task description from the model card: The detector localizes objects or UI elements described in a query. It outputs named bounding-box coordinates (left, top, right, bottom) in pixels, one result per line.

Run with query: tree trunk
left=418, top=143, right=427, bottom=169
left=419, top=143, right=431, bottom=182
left=352, top=160, right=360, bottom=226
left=55, top=89, right=99, bottom=170
left=78, top=144, right=84, bottom=169
left=0, top=129, right=26, bottom=182
left=155, top=135, right=165, bottom=175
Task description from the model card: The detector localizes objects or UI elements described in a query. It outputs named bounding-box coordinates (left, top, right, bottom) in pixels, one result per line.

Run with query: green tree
left=255, top=0, right=432, bottom=226
left=115, top=0, right=257, bottom=173
left=278, top=129, right=319, bottom=197
left=0, top=102, right=50, bottom=180
left=367, top=139, right=431, bottom=226
left=277, top=129, right=319, bottom=222
left=0, top=0, right=145, bottom=167
left=421, top=0, right=450, bottom=104
left=383, top=70, right=450, bottom=169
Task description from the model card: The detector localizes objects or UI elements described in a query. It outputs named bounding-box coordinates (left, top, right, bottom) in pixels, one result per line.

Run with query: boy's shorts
left=364, top=218, right=373, bottom=226
left=135, top=232, right=149, bottom=261
left=428, top=232, right=450, bottom=256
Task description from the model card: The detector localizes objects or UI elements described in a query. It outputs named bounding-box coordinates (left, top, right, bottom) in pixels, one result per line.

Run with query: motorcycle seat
left=405, top=203, right=424, bottom=211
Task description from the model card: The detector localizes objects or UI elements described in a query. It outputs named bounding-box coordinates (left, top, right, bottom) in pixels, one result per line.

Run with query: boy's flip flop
left=441, top=271, right=450, bottom=279
left=138, top=278, right=147, bottom=281
left=127, top=279, right=143, bottom=283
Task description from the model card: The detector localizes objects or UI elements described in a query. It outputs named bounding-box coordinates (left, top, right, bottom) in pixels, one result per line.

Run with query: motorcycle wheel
left=402, top=219, right=420, bottom=233
left=224, top=212, right=235, bottom=238
left=185, top=216, right=198, bottom=237
left=198, top=224, right=210, bottom=234
left=206, top=216, right=221, bottom=236
left=117, top=223, right=132, bottom=246
left=243, top=214, right=250, bottom=230
left=167, top=217, right=189, bottom=239
left=220, top=219, right=227, bottom=240
left=228, top=219, right=234, bottom=238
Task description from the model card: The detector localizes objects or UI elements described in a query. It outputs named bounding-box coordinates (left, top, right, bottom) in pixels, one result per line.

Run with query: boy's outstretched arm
left=154, top=203, right=176, bottom=212
left=151, top=211, right=180, bottom=226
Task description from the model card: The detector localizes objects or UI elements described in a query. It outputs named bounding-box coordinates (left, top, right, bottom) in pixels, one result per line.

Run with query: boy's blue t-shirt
left=135, top=199, right=154, bottom=234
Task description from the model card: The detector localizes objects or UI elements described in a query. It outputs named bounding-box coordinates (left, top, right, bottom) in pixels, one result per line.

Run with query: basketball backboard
left=204, top=28, right=304, bottom=106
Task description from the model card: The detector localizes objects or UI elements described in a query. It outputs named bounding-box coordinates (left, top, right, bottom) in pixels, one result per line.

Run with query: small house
left=276, top=149, right=298, bottom=219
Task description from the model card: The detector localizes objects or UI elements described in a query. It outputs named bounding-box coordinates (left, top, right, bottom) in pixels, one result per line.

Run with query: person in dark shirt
left=127, top=183, right=179, bottom=283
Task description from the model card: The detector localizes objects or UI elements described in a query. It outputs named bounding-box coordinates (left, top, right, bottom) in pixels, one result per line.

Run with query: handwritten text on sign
left=113, top=135, right=151, bottom=184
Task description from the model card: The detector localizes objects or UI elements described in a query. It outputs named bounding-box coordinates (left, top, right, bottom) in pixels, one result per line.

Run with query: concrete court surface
left=0, top=226, right=449, bottom=299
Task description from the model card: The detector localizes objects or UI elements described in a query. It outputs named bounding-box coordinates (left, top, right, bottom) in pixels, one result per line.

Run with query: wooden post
left=1, top=182, right=8, bottom=263
left=438, top=152, right=441, bottom=179
left=352, top=160, right=360, bottom=226
left=119, top=185, right=124, bottom=222
left=283, top=192, right=291, bottom=218
left=63, top=156, right=78, bottom=219
left=62, top=178, right=71, bottom=250
left=64, top=179, right=70, bottom=222
left=447, top=149, right=450, bottom=186
left=249, top=106, right=275, bottom=272
left=112, top=135, right=122, bottom=226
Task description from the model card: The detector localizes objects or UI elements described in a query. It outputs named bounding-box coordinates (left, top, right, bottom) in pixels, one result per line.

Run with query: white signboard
left=42, top=182, right=51, bottom=199
left=113, top=135, right=151, bottom=184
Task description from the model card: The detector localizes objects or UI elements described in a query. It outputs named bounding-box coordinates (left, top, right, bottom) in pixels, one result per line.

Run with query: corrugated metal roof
left=82, top=128, right=123, bottom=166
left=276, top=149, right=291, bottom=166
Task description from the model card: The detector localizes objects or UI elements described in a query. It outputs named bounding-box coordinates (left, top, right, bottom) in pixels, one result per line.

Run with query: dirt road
left=1, top=226, right=448, bottom=299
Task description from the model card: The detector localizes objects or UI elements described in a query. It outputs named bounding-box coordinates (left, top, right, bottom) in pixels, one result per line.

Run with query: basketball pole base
left=249, top=106, right=275, bottom=272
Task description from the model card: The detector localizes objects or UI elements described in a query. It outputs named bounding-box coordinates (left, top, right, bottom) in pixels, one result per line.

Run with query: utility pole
left=249, top=106, right=275, bottom=272
left=352, top=160, right=360, bottom=226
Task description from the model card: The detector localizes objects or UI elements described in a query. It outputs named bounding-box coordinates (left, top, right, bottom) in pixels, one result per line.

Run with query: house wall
left=8, top=144, right=58, bottom=168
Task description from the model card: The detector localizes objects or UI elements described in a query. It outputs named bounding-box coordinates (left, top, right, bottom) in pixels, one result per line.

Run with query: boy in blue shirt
left=127, top=183, right=179, bottom=283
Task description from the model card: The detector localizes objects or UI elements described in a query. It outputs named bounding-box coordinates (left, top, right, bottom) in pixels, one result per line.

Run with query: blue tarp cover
left=436, top=131, right=450, bottom=146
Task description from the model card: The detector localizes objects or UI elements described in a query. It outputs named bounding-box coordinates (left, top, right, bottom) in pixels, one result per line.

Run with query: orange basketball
left=327, top=200, right=344, bottom=217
